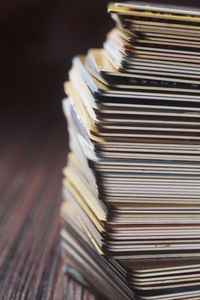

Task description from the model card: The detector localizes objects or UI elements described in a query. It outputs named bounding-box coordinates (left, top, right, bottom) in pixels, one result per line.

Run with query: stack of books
left=61, top=2, right=200, bottom=299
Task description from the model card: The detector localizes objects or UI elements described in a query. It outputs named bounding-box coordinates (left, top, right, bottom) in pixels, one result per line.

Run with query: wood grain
left=0, top=120, right=95, bottom=299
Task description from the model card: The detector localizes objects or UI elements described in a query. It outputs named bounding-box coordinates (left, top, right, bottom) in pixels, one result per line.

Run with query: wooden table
left=0, top=118, right=96, bottom=299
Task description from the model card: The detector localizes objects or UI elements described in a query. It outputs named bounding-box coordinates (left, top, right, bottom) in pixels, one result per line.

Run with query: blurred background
left=1, top=0, right=113, bottom=134
left=1, top=0, right=200, bottom=134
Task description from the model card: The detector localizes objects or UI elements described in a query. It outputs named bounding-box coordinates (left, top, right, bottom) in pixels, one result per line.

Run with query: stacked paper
left=61, top=2, right=200, bottom=299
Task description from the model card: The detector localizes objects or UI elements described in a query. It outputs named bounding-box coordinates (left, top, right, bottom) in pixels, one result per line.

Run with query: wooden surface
left=0, top=58, right=98, bottom=299
left=0, top=120, right=67, bottom=299
left=0, top=119, right=96, bottom=300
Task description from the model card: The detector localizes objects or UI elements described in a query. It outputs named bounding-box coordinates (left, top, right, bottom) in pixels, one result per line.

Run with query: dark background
left=1, top=0, right=200, bottom=134
left=1, top=0, right=113, bottom=133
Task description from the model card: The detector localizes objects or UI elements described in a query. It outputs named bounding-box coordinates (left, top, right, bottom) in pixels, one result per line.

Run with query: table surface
left=0, top=119, right=97, bottom=300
